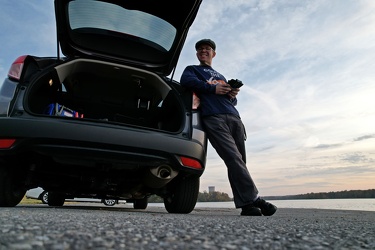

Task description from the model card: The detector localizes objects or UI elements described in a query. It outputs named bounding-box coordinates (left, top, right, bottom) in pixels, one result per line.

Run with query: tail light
left=180, top=156, right=203, bottom=169
left=0, top=139, right=16, bottom=149
left=8, top=55, right=28, bottom=81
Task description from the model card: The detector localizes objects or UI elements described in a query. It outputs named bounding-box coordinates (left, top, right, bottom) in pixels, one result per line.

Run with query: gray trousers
left=202, top=114, right=259, bottom=208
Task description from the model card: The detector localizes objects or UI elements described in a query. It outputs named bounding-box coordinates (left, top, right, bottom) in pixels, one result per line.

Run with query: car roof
left=55, top=0, right=203, bottom=76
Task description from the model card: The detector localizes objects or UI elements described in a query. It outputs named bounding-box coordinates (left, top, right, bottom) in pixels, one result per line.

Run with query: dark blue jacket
left=180, top=65, right=239, bottom=117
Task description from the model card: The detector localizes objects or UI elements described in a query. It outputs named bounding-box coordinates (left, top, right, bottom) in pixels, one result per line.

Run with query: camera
left=228, top=79, right=243, bottom=88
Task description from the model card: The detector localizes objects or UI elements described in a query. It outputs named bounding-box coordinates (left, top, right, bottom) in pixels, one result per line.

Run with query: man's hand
left=215, top=84, right=232, bottom=95
left=228, top=88, right=240, bottom=99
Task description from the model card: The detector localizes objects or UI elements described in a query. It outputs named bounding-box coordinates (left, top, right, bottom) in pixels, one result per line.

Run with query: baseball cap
left=195, top=39, right=216, bottom=51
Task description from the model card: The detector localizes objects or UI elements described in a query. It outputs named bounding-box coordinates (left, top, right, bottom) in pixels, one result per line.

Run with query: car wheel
left=0, top=166, right=26, bottom=207
left=40, top=191, right=49, bottom=204
left=47, top=192, right=65, bottom=206
left=164, top=176, right=199, bottom=214
left=103, top=199, right=116, bottom=206
left=133, top=197, right=148, bottom=209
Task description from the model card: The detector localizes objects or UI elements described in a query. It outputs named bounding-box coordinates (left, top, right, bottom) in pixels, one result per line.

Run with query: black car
left=0, top=0, right=207, bottom=214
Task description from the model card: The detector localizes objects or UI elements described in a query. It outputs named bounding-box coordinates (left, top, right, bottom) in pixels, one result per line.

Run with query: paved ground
left=0, top=204, right=374, bottom=249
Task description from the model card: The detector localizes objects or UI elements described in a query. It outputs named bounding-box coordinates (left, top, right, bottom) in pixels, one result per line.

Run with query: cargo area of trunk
left=26, top=58, right=184, bottom=132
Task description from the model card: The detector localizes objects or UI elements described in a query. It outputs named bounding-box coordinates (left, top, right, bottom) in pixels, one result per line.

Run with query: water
left=150, top=199, right=375, bottom=212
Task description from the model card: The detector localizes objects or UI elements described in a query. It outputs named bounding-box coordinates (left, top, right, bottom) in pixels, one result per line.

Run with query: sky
left=1, top=0, right=374, bottom=197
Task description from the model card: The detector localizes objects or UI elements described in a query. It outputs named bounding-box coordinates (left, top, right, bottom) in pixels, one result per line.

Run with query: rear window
left=68, top=0, right=176, bottom=51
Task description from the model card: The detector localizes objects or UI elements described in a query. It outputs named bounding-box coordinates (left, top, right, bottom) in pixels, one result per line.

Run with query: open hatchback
left=0, top=0, right=207, bottom=214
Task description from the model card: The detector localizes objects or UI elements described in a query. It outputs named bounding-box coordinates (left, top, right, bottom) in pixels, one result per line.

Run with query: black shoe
left=253, top=198, right=277, bottom=216
left=240, top=206, right=262, bottom=216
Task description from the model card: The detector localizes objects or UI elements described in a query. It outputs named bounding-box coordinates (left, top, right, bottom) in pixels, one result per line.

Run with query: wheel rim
left=42, top=192, right=49, bottom=204
left=104, top=199, right=116, bottom=206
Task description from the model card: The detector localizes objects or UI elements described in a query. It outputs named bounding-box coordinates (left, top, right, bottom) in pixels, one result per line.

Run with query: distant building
left=208, top=186, right=215, bottom=193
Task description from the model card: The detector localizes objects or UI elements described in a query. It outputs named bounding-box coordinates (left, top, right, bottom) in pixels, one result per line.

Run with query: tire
left=40, top=191, right=49, bottom=204
left=164, top=176, right=199, bottom=214
left=0, top=166, right=26, bottom=207
left=103, top=199, right=116, bottom=206
left=133, top=197, right=148, bottom=209
left=47, top=192, right=65, bottom=206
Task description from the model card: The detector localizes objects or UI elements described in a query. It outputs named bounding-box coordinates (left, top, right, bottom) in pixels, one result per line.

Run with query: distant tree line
left=197, top=191, right=232, bottom=202
left=264, top=189, right=375, bottom=200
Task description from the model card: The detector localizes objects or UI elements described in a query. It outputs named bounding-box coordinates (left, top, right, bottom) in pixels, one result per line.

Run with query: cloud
left=340, top=152, right=374, bottom=164
left=354, top=134, right=375, bottom=142
left=314, top=143, right=343, bottom=149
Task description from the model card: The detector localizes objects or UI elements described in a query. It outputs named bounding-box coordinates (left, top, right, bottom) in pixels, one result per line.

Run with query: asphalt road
left=0, top=203, right=374, bottom=249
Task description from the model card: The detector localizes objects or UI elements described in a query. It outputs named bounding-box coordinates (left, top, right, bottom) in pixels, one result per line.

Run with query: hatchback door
left=54, top=0, right=203, bottom=75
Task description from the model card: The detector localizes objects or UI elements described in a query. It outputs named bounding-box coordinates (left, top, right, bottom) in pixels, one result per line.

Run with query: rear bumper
left=0, top=117, right=206, bottom=173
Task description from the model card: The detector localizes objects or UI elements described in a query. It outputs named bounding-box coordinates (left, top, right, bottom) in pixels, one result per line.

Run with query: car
left=25, top=187, right=122, bottom=206
left=26, top=187, right=49, bottom=204
left=0, top=0, right=207, bottom=214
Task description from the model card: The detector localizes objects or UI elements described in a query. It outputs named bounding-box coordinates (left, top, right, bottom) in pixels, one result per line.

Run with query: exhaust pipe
left=143, top=165, right=178, bottom=188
